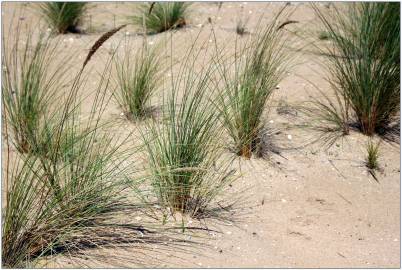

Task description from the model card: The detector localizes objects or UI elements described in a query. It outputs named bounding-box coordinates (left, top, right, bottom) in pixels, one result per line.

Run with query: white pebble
left=120, top=112, right=124, bottom=116
left=69, top=37, right=74, bottom=43
left=287, top=134, right=292, bottom=140
left=125, top=31, right=130, bottom=36
left=148, top=41, right=154, bottom=45
left=276, top=85, right=280, bottom=89
left=209, top=39, right=213, bottom=43
left=226, top=231, right=232, bottom=235
left=269, top=120, right=274, bottom=124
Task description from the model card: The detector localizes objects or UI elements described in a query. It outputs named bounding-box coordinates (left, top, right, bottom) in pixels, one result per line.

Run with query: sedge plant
left=131, top=2, right=190, bottom=34
left=312, top=3, right=400, bottom=137
left=236, top=16, right=249, bottom=36
left=141, top=37, right=235, bottom=218
left=38, top=2, right=87, bottom=34
left=113, top=38, right=162, bottom=120
left=2, top=22, right=71, bottom=154
left=366, top=139, right=380, bottom=171
left=2, top=24, right=157, bottom=267
left=216, top=9, right=290, bottom=158
left=365, top=138, right=381, bottom=182
left=235, top=6, right=250, bottom=36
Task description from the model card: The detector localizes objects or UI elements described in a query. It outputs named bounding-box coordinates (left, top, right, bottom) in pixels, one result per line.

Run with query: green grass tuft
left=131, top=2, right=190, bottom=34
left=216, top=10, right=290, bottom=158
left=2, top=26, right=142, bottom=267
left=38, top=2, right=87, bottom=34
left=314, top=3, right=400, bottom=136
left=113, top=39, right=162, bottom=120
left=141, top=40, right=235, bottom=217
left=2, top=25, right=70, bottom=154
left=366, top=139, right=380, bottom=171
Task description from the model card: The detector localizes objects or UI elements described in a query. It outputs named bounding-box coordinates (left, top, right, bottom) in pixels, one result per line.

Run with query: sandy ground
left=2, top=2, right=400, bottom=268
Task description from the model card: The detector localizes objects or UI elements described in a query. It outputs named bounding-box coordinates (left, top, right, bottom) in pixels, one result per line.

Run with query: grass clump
left=2, top=25, right=69, bottom=154
left=236, top=16, right=249, bottom=36
left=235, top=5, right=250, bottom=36
left=365, top=139, right=381, bottom=182
left=366, top=139, right=380, bottom=171
left=313, top=3, right=400, bottom=137
left=38, top=2, right=87, bottom=34
left=2, top=131, right=130, bottom=267
left=216, top=10, right=290, bottom=159
left=141, top=43, right=235, bottom=217
left=2, top=25, right=146, bottom=267
left=113, top=39, right=162, bottom=120
left=132, top=2, right=190, bottom=34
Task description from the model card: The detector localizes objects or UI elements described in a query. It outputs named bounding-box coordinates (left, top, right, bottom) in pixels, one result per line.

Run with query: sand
left=2, top=2, right=400, bottom=268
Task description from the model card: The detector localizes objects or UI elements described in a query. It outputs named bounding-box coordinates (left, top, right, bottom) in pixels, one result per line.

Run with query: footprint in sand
left=287, top=229, right=312, bottom=241
left=306, top=196, right=336, bottom=213
left=290, top=215, right=316, bottom=227
left=291, top=209, right=320, bottom=227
